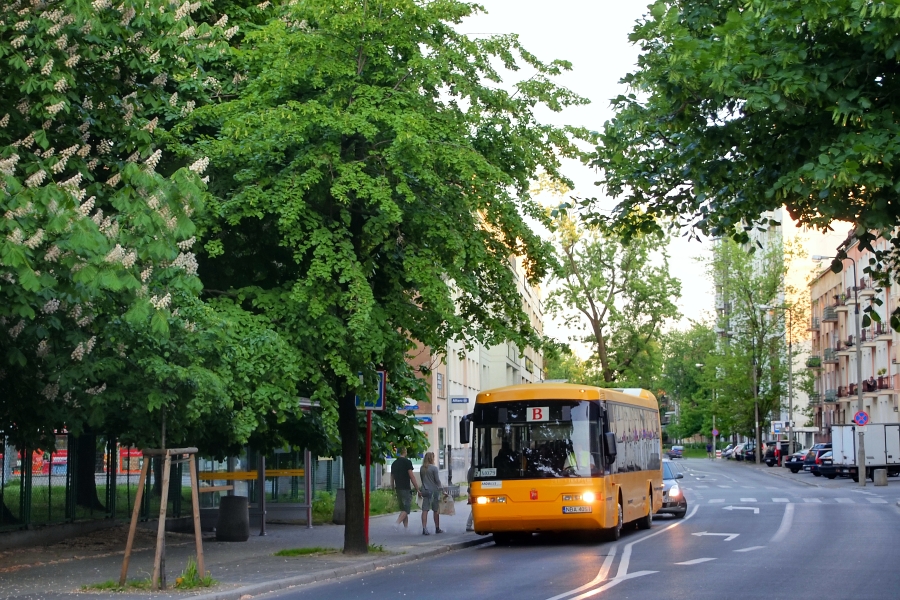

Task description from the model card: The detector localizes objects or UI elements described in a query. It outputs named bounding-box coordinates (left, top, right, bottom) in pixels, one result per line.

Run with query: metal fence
left=0, top=435, right=194, bottom=532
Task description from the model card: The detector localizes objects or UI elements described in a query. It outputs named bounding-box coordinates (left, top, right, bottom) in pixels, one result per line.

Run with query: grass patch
left=274, top=546, right=338, bottom=557
left=81, top=579, right=151, bottom=592
left=680, top=448, right=709, bottom=459
left=367, top=543, right=386, bottom=553
left=312, top=489, right=411, bottom=525
left=174, top=556, right=215, bottom=589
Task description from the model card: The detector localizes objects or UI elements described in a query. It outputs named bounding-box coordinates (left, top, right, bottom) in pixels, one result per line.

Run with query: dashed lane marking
left=740, top=498, right=757, bottom=502
left=734, top=546, right=765, bottom=553
left=867, top=498, right=887, bottom=504
left=676, top=558, right=716, bottom=565
left=772, top=498, right=789, bottom=503
left=803, top=498, right=822, bottom=503
left=718, top=485, right=732, bottom=489
left=835, top=498, right=854, bottom=504
left=708, top=499, right=725, bottom=503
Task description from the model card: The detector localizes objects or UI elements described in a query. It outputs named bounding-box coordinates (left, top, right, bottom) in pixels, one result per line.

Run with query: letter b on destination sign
left=526, top=407, right=550, bottom=422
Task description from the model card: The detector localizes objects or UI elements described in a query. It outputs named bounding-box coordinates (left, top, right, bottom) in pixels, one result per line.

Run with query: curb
left=749, top=463, right=821, bottom=488
left=190, top=536, right=493, bottom=600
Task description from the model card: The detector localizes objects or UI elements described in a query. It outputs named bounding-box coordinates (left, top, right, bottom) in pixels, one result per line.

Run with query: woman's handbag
left=439, top=493, right=456, bottom=516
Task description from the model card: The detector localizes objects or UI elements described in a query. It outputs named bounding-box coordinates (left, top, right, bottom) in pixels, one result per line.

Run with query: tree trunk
left=74, top=434, right=105, bottom=511
left=337, top=390, right=367, bottom=554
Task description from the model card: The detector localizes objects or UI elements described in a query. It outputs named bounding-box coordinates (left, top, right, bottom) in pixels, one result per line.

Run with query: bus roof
left=474, top=383, right=658, bottom=411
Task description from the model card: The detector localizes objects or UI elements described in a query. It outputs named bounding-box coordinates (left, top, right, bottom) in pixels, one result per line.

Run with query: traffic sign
left=853, top=411, right=869, bottom=426
left=355, top=370, right=386, bottom=411
left=712, top=429, right=719, bottom=437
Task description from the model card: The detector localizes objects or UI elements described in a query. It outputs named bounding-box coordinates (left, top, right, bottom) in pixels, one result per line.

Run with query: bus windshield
left=472, top=400, right=602, bottom=480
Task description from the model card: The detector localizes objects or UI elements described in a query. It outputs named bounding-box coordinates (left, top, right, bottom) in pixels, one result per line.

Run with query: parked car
left=740, top=443, right=759, bottom=462
left=803, top=443, right=833, bottom=476
left=764, top=441, right=793, bottom=467
left=784, top=449, right=810, bottom=473
left=720, top=443, right=735, bottom=459
left=666, top=445, right=684, bottom=459
left=817, top=451, right=838, bottom=479
left=728, top=442, right=746, bottom=460
left=657, top=460, right=687, bottom=518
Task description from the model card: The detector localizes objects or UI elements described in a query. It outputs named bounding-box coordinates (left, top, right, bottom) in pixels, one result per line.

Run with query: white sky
left=463, top=1, right=714, bottom=356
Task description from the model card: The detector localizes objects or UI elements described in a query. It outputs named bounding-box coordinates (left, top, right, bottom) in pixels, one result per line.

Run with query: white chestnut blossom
left=188, top=156, right=209, bottom=173
left=41, top=298, right=60, bottom=314
left=24, top=228, right=44, bottom=249
left=24, top=169, right=47, bottom=187
left=41, top=58, right=53, bottom=75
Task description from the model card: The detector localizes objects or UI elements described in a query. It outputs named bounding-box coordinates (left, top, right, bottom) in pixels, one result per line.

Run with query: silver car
left=657, top=460, right=687, bottom=518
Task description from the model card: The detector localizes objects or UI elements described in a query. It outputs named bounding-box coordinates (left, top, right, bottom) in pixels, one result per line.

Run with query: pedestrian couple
left=391, top=448, right=445, bottom=535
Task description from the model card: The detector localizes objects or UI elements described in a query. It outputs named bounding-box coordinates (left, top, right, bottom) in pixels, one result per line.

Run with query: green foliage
left=175, top=556, right=215, bottom=589
left=176, top=0, right=589, bottom=553
left=591, top=0, right=900, bottom=241
left=82, top=579, right=151, bottom=591
left=546, top=215, right=681, bottom=383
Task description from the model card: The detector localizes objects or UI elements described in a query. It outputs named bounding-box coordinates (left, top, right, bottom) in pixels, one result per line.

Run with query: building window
left=436, top=372, right=444, bottom=398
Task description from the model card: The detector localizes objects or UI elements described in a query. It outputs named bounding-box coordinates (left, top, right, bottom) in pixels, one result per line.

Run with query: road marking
left=723, top=506, right=759, bottom=514
left=692, top=532, right=739, bottom=541
left=718, top=485, right=732, bottom=488
left=772, top=498, right=790, bottom=503
left=803, top=498, right=822, bottom=503
left=742, top=486, right=753, bottom=489
left=708, top=499, right=725, bottom=503
left=835, top=498, right=855, bottom=504
left=866, top=498, right=887, bottom=504
left=544, top=544, right=618, bottom=600
left=696, top=485, right=710, bottom=489
left=851, top=489, right=876, bottom=495
left=770, top=503, right=794, bottom=543
left=734, top=546, right=765, bottom=553
left=547, top=505, right=698, bottom=600
left=740, top=498, right=757, bottom=502
left=676, top=558, right=716, bottom=565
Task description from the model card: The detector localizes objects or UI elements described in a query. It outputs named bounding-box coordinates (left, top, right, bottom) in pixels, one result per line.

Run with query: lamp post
left=813, top=254, right=865, bottom=487
left=760, top=304, right=796, bottom=456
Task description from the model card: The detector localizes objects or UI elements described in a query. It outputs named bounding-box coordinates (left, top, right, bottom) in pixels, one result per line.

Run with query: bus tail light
left=582, top=492, right=596, bottom=503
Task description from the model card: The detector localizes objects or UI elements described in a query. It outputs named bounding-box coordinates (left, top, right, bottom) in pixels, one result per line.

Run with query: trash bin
left=332, top=488, right=346, bottom=525
left=216, top=495, right=250, bottom=542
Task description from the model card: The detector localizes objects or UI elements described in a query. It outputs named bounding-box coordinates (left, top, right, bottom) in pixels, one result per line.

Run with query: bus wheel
left=604, top=500, right=623, bottom=541
left=636, top=494, right=652, bottom=530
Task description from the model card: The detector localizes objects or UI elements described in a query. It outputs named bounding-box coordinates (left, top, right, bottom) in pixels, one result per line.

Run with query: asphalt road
left=261, top=459, right=900, bottom=600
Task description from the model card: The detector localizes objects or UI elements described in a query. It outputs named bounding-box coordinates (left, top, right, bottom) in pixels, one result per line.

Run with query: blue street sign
left=355, top=370, right=386, bottom=411
left=450, top=396, right=469, bottom=404
left=415, top=416, right=433, bottom=424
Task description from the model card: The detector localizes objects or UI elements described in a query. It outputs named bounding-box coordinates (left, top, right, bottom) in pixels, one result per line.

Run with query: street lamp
left=760, top=304, right=796, bottom=456
left=813, top=254, right=866, bottom=487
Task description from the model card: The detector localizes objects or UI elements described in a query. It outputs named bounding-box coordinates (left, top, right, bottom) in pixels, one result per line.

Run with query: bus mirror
left=460, top=415, right=471, bottom=445
left=604, top=432, right=617, bottom=461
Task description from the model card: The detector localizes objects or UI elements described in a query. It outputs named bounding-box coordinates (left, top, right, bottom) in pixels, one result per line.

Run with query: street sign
left=772, top=421, right=782, bottom=434
left=712, top=429, right=719, bottom=437
left=853, top=411, right=869, bottom=426
left=450, top=396, right=469, bottom=404
left=355, top=370, right=386, bottom=411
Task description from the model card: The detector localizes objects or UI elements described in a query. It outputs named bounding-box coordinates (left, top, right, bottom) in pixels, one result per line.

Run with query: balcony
left=875, top=322, right=892, bottom=340
left=863, top=328, right=878, bottom=347
left=838, top=386, right=848, bottom=398
left=824, top=389, right=838, bottom=402
left=849, top=383, right=858, bottom=396
left=846, top=335, right=855, bottom=347
left=808, top=392, right=821, bottom=403
left=823, top=348, right=839, bottom=363
left=808, top=317, right=821, bottom=331
left=859, top=278, right=876, bottom=298
left=879, top=375, right=893, bottom=390
left=822, top=307, right=838, bottom=322
left=835, top=294, right=850, bottom=312
left=806, top=355, right=822, bottom=368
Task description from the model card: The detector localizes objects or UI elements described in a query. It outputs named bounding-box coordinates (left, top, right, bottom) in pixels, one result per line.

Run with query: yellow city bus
left=460, top=383, right=662, bottom=543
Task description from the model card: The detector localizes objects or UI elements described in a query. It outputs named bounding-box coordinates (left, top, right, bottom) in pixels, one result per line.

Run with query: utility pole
left=753, top=355, right=761, bottom=465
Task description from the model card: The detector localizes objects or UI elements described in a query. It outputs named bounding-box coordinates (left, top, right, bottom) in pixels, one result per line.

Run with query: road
left=261, top=459, right=900, bottom=600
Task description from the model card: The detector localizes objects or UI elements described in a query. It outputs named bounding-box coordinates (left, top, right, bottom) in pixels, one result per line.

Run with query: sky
left=462, top=1, right=715, bottom=355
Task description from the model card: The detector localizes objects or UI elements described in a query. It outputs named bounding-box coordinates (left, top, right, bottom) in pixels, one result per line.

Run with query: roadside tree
left=180, top=0, right=589, bottom=554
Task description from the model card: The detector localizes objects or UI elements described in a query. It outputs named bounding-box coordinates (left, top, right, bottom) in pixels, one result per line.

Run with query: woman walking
left=419, top=451, right=445, bottom=535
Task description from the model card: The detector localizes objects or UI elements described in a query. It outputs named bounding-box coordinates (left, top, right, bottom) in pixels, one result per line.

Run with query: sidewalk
left=0, top=499, right=487, bottom=600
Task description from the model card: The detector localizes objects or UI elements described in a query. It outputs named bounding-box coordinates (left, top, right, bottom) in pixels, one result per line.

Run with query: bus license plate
left=562, top=506, right=592, bottom=514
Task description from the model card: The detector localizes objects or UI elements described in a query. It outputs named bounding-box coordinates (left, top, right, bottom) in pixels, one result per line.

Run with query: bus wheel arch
left=636, top=486, right=652, bottom=530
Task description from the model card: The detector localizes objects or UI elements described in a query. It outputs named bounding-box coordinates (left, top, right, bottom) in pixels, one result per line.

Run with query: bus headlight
left=477, top=496, right=488, bottom=505
left=582, top=492, right=596, bottom=503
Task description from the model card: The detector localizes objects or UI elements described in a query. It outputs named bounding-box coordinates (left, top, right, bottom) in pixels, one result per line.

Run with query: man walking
left=391, top=447, right=420, bottom=532
left=706, top=442, right=713, bottom=459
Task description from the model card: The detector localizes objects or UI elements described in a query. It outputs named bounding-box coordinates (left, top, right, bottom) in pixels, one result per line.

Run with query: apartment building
left=807, top=235, right=900, bottom=442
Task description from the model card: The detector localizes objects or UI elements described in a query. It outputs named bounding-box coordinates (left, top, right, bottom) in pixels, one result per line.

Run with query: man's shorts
left=421, top=490, right=440, bottom=512
left=396, top=489, right=412, bottom=513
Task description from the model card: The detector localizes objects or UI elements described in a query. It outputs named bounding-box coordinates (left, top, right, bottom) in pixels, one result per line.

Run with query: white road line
left=867, top=498, right=887, bottom=504
left=544, top=544, right=618, bottom=600
left=544, top=504, right=699, bottom=600
left=772, top=498, right=790, bottom=503
left=770, top=503, right=794, bottom=544
left=709, top=499, right=725, bottom=503
left=718, top=485, right=732, bottom=489
left=835, top=498, right=855, bottom=504
left=740, top=498, right=757, bottom=502
left=803, top=498, right=822, bottom=503
left=696, top=485, right=710, bottom=489
left=734, top=546, right=765, bottom=553
left=676, top=558, right=716, bottom=565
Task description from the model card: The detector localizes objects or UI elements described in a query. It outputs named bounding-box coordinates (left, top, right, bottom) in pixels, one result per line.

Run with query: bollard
left=874, top=469, right=888, bottom=486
